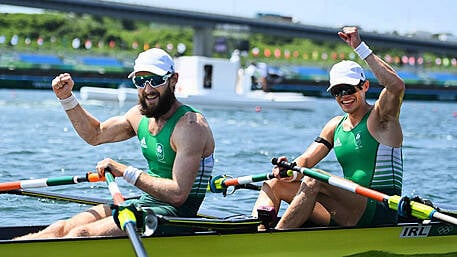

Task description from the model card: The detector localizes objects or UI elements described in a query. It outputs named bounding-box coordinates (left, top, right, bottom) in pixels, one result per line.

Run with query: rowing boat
left=0, top=167, right=456, bottom=257
left=1, top=211, right=456, bottom=257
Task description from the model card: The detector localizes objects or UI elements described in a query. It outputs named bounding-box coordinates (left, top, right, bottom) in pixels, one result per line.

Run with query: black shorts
left=357, top=199, right=397, bottom=226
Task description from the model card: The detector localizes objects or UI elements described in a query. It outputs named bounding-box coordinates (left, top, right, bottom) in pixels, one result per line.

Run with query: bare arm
left=66, top=106, right=137, bottom=145
left=52, top=73, right=136, bottom=145
left=276, top=116, right=341, bottom=181
left=338, top=27, right=405, bottom=146
left=338, top=27, right=405, bottom=119
left=97, top=112, right=214, bottom=207
left=137, top=112, right=214, bottom=206
left=365, top=54, right=405, bottom=121
left=294, top=116, right=341, bottom=167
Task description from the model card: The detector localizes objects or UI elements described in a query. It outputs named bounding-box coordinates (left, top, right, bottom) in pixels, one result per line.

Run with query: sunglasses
left=132, top=73, right=172, bottom=89
left=330, top=81, right=365, bottom=97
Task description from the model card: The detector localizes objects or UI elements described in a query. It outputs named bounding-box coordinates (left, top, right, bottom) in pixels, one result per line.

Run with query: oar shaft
left=273, top=158, right=389, bottom=201
left=273, top=158, right=457, bottom=225
left=125, top=223, right=148, bottom=257
left=104, top=172, right=148, bottom=257
left=4, top=189, right=112, bottom=205
left=217, top=169, right=295, bottom=188
left=328, top=175, right=388, bottom=202
left=210, top=169, right=295, bottom=194
left=223, top=173, right=275, bottom=187
left=104, top=172, right=124, bottom=205
left=433, top=212, right=457, bottom=225
left=0, top=173, right=103, bottom=192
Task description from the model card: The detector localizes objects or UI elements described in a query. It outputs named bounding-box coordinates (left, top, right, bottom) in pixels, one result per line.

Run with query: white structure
left=80, top=56, right=314, bottom=111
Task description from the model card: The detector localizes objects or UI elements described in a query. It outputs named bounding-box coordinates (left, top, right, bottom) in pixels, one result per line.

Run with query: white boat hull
left=79, top=56, right=315, bottom=111
left=80, top=86, right=313, bottom=111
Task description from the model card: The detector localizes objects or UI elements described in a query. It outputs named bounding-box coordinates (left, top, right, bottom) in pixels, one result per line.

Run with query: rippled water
left=0, top=89, right=456, bottom=226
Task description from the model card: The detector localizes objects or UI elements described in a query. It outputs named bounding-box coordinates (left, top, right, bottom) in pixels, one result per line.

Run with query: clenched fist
left=52, top=73, right=74, bottom=99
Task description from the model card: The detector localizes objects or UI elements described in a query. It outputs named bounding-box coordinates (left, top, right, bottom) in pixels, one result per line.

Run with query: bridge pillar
left=193, top=26, right=213, bottom=57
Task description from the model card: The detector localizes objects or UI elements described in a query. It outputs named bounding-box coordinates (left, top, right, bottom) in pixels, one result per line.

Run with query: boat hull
left=1, top=222, right=456, bottom=257
left=79, top=86, right=314, bottom=111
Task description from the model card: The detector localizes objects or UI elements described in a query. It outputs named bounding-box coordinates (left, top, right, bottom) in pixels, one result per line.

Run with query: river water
left=0, top=89, right=456, bottom=226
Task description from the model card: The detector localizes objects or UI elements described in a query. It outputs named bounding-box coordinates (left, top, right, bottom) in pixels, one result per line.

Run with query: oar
left=209, top=170, right=293, bottom=193
left=104, top=171, right=148, bottom=257
left=272, top=158, right=457, bottom=225
left=3, top=189, right=112, bottom=205
left=0, top=173, right=104, bottom=192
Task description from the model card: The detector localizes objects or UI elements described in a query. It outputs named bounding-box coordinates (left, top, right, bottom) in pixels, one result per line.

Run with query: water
left=0, top=89, right=456, bottom=226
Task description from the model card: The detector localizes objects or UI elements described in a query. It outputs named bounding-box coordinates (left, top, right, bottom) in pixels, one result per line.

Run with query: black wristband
left=314, top=136, right=333, bottom=150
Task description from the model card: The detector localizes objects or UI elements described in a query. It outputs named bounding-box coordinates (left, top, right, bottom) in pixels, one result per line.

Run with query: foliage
left=0, top=12, right=193, bottom=58
left=0, top=12, right=454, bottom=72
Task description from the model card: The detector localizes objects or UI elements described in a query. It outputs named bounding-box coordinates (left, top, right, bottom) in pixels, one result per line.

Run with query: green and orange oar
left=0, top=173, right=104, bottom=192
left=208, top=169, right=294, bottom=194
left=272, top=158, right=457, bottom=225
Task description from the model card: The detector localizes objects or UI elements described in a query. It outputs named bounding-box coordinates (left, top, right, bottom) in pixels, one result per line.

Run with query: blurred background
left=1, top=0, right=457, bottom=100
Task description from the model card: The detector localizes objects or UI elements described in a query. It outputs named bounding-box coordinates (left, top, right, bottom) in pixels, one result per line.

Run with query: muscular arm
left=288, top=116, right=341, bottom=180
left=366, top=54, right=405, bottom=122
left=52, top=73, right=137, bottom=145
left=339, top=27, right=405, bottom=147
left=65, top=105, right=137, bottom=145
left=134, top=112, right=214, bottom=206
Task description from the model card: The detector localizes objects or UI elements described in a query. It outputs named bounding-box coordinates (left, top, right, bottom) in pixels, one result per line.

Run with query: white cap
left=328, top=60, right=366, bottom=91
left=128, top=48, right=174, bottom=78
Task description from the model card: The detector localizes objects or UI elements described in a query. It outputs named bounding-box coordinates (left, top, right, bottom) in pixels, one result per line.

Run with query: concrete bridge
left=2, top=0, right=457, bottom=57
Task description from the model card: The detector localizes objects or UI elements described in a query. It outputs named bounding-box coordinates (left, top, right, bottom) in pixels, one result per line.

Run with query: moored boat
left=80, top=56, right=315, bottom=111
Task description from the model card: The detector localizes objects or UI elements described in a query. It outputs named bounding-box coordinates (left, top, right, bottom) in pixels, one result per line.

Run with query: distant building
left=437, top=33, right=457, bottom=42
left=407, top=30, right=433, bottom=40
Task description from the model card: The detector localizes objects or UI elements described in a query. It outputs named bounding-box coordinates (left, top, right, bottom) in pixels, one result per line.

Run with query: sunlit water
left=0, top=89, right=456, bottom=226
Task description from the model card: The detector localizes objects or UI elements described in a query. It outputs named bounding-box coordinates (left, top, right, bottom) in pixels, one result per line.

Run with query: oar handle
left=271, top=158, right=295, bottom=169
left=86, top=172, right=105, bottom=182
left=272, top=158, right=337, bottom=185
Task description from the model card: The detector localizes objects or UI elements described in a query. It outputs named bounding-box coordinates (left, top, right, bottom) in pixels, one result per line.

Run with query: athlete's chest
left=147, top=119, right=167, bottom=136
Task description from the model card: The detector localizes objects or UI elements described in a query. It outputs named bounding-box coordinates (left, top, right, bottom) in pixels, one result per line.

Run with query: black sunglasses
left=132, top=73, right=172, bottom=89
left=330, top=81, right=365, bottom=97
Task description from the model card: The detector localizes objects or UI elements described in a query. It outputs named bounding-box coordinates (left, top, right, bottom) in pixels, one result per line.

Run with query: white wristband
left=59, top=93, right=79, bottom=111
left=290, top=171, right=298, bottom=181
left=354, top=41, right=373, bottom=60
left=123, top=166, right=142, bottom=185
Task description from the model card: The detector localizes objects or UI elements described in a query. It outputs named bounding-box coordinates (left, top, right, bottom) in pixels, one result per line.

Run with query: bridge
left=2, top=0, right=457, bottom=57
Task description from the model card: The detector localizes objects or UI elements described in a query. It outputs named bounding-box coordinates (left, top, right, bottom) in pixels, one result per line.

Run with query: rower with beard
left=17, top=48, right=215, bottom=239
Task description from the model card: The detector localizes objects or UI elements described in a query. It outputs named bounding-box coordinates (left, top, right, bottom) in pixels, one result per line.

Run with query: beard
left=139, top=85, right=176, bottom=118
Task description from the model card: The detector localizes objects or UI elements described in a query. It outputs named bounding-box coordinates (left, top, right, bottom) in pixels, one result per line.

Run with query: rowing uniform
left=333, top=109, right=403, bottom=226
left=135, top=105, right=214, bottom=217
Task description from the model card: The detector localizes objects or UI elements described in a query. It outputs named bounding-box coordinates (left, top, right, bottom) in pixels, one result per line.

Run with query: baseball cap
left=128, top=48, right=174, bottom=78
left=328, top=60, right=366, bottom=91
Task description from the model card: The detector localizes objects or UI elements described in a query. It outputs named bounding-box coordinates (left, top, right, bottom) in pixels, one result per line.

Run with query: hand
left=96, top=158, right=128, bottom=178
left=338, top=26, right=362, bottom=49
left=52, top=73, right=74, bottom=99
left=272, top=156, right=292, bottom=181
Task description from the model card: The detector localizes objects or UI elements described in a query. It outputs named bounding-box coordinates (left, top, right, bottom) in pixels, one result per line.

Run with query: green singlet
left=134, top=105, right=214, bottom=217
left=333, top=109, right=403, bottom=226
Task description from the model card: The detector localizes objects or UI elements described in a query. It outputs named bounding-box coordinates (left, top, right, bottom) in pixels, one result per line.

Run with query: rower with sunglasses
left=252, top=26, right=405, bottom=229
left=21, top=48, right=215, bottom=239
